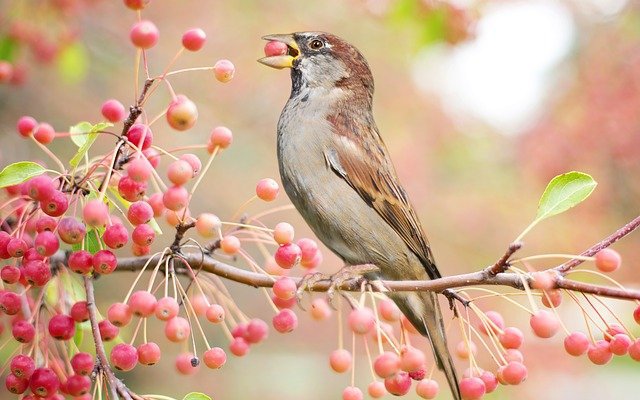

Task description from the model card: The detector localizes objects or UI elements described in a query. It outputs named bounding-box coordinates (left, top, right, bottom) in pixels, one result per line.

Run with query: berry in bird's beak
left=258, top=34, right=300, bottom=69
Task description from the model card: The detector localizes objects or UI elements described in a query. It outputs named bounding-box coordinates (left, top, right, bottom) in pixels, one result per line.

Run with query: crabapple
left=12, top=320, right=35, bottom=343
left=342, top=386, right=363, bottom=400
left=310, top=298, right=332, bottom=320
left=246, top=318, right=269, bottom=343
left=478, top=310, right=505, bottom=335
left=208, top=126, right=233, bottom=150
left=175, top=353, right=200, bottom=374
left=111, top=343, right=138, bottom=371
left=103, top=223, right=129, bottom=249
left=27, top=175, right=55, bottom=200
left=29, top=368, right=60, bottom=397
left=256, top=178, right=279, bottom=201
left=127, top=157, right=153, bottom=182
left=220, top=235, right=241, bottom=254
left=130, top=20, right=159, bottom=49
left=264, top=40, right=288, bottom=57
left=107, top=302, right=133, bottom=327
left=101, top=99, right=126, bottom=122
left=416, top=379, right=439, bottom=399
left=272, top=308, right=298, bottom=333
left=155, top=297, right=179, bottom=321
left=203, top=347, right=226, bottom=369
left=17, top=116, right=37, bottom=137
left=499, top=327, right=524, bottom=349
left=132, top=223, right=155, bottom=246
left=71, top=353, right=94, bottom=376
left=329, top=349, right=352, bottom=373
left=529, top=310, right=559, bottom=338
left=167, top=160, right=194, bottom=185
left=41, top=190, right=68, bottom=216
left=348, top=307, right=375, bottom=334
left=384, top=371, right=412, bottom=396
left=163, top=185, right=189, bottom=211
left=137, top=342, right=161, bottom=365
left=68, top=250, right=93, bottom=274
left=118, top=176, right=147, bottom=201
left=272, top=276, right=297, bottom=300
left=57, top=217, right=86, bottom=244
left=92, top=250, right=117, bottom=274
left=182, top=28, right=206, bottom=51
left=34, top=123, right=55, bottom=144
left=98, top=320, right=119, bottom=341
left=165, top=316, right=191, bottom=342
left=34, top=230, right=59, bottom=256
left=459, top=377, right=485, bottom=400
left=206, top=304, right=225, bottom=323
left=166, top=95, right=198, bottom=131
left=195, top=213, right=221, bottom=237
left=610, top=334, right=632, bottom=355
left=502, top=361, right=527, bottom=385
left=64, top=374, right=91, bottom=396
left=129, top=290, right=157, bottom=317
left=229, top=337, right=250, bottom=357
left=587, top=340, right=613, bottom=365
left=10, top=355, right=35, bottom=379
left=274, top=243, right=302, bottom=269
left=48, top=314, right=75, bottom=340
left=213, top=59, right=235, bottom=82
left=594, top=248, right=621, bottom=272
left=400, top=346, right=426, bottom=373
left=83, top=200, right=109, bottom=227
left=180, top=153, right=202, bottom=175
left=374, top=351, right=401, bottom=378
left=126, top=124, right=153, bottom=150
left=70, top=301, right=90, bottom=322
left=273, top=222, right=294, bottom=245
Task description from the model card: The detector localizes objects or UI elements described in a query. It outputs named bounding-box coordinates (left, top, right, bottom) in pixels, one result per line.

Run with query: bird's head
left=258, top=32, right=374, bottom=98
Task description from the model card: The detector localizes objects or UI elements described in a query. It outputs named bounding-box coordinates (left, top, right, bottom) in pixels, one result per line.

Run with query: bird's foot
left=442, top=289, right=470, bottom=317
left=296, top=272, right=330, bottom=309
left=326, top=263, right=379, bottom=307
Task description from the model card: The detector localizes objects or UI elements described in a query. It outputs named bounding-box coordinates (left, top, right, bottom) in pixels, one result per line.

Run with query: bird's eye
left=309, top=39, right=324, bottom=50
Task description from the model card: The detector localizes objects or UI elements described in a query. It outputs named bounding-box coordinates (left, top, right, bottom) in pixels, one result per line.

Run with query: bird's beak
left=258, top=34, right=300, bottom=69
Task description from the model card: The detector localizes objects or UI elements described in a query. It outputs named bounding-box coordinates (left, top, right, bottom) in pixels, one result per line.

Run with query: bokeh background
left=0, top=0, right=639, bottom=399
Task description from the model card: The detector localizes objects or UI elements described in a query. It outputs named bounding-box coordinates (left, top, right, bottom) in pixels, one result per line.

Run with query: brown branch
left=488, top=241, right=522, bottom=275
left=83, top=275, right=133, bottom=400
left=556, top=214, right=640, bottom=273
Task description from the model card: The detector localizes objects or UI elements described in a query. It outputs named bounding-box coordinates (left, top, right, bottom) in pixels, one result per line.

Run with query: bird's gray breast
left=276, top=88, right=420, bottom=279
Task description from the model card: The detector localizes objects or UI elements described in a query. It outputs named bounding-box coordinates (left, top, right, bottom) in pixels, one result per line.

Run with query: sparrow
left=259, top=32, right=461, bottom=400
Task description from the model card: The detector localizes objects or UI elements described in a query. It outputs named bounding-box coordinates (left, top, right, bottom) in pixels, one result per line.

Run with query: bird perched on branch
left=259, top=31, right=461, bottom=400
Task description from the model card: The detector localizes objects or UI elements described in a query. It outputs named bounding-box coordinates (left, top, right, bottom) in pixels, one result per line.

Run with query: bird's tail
left=389, top=291, right=461, bottom=400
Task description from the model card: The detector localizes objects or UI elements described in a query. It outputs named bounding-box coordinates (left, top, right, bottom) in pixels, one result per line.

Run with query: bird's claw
left=326, top=264, right=379, bottom=308
left=296, top=272, right=329, bottom=310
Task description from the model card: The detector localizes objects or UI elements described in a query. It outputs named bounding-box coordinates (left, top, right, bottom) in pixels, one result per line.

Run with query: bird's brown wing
left=325, top=115, right=441, bottom=279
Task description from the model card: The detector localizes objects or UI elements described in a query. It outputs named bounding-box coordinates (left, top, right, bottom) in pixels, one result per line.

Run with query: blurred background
left=0, top=0, right=639, bottom=399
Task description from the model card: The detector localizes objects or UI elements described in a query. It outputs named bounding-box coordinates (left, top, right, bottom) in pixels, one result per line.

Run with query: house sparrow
left=259, top=32, right=461, bottom=400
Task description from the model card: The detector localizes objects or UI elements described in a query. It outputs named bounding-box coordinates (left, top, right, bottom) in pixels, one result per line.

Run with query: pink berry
left=329, top=349, right=352, bottom=373
left=34, top=123, right=55, bottom=144
left=119, top=176, right=147, bottom=201
left=310, top=298, right=332, bottom=320
left=378, top=298, right=401, bottom=322
left=144, top=147, right=161, bottom=168
left=629, top=339, right=640, bottom=361
left=416, top=379, right=439, bottom=399
left=7, top=238, right=27, bottom=258
left=132, top=224, right=155, bottom=246
left=273, top=222, right=295, bottom=245
left=374, top=351, right=401, bottom=378
left=71, top=353, right=94, bottom=375
left=479, top=371, right=498, bottom=393
left=368, top=381, right=387, bottom=398
left=594, top=248, right=621, bottom=272
left=256, top=178, right=279, bottom=201
left=504, top=349, right=524, bottom=363
left=342, top=386, right=363, bottom=400
left=179, top=153, right=202, bottom=175
left=175, top=352, right=200, bottom=374
left=12, top=320, right=35, bottom=343
left=165, top=316, right=191, bottom=342
left=195, top=213, right=221, bottom=238
left=35, top=215, right=57, bottom=232
left=459, top=377, right=485, bottom=400
left=264, top=40, right=288, bottom=57
left=127, top=157, right=153, bottom=182
left=272, top=276, right=297, bottom=300
left=17, top=116, right=37, bottom=137
left=348, top=307, right=376, bottom=334
left=220, top=235, right=241, bottom=254
left=22, top=260, right=52, bottom=286
left=400, top=346, right=426, bottom=373
left=101, top=99, right=126, bottom=122
left=126, top=124, right=153, bottom=150
left=65, top=374, right=91, bottom=396
left=163, top=185, right=189, bottom=211
left=274, top=243, right=302, bottom=269
left=1, top=291, right=21, bottom=315
left=110, top=343, right=138, bottom=371
left=502, top=361, right=527, bottom=385
left=41, top=190, right=68, bottom=217
left=478, top=310, right=505, bottom=335
left=245, top=318, right=269, bottom=343
left=27, top=175, right=55, bottom=201
left=182, top=28, right=206, bottom=51
left=92, top=250, right=117, bottom=274
left=529, top=310, right=559, bottom=338
left=34, top=230, right=59, bottom=256
left=587, top=340, right=613, bottom=365
left=167, top=160, right=194, bottom=185
left=148, top=192, right=165, bottom=217
left=128, top=290, right=157, bottom=317
left=206, top=304, right=225, bottom=323
left=213, top=59, right=235, bottom=82
left=499, top=327, right=524, bottom=349
left=5, top=374, right=28, bottom=394
left=604, top=324, right=626, bottom=341
left=155, top=297, right=179, bottom=321
left=229, top=337, right=250, bottom=357
left=610, top=333, right=633, bottom=355
left=103, top=223, right=129, bottom=249
left=29, top=367, right=60, bottom=397
left=107, top=302, right=133, bottom=327
left=203, top=347, right=226, bottom=369
left=455, top=340, right=477, bottom=359
left=10, top=354, right=35, bottom=379
left=541, top=289, right=563, bottom=308
left=1, top=265, right=21, bottom=284
left=57, top=217, right=86, bottom=245
left=272, top=308, right=298, bottom=333
left=98, top=320, right=119, bottom=341
left=208, top=126, right=233, bottom=150
left=137, top=342, right=161, bottom=365
left=633, top=305, right=640, bottom=325
left=83, top=200, right=109, bottom=227
left=166, top=95, right=198, bottom=131
left=130, top=20, right=159, bottom=49
left=384, top=371, right=412, bottom=396
left=68, top=250, right=93, bottom=274
left=70, top=301, right=90, bottom=322
left=48, top=314, right=75, bottom=340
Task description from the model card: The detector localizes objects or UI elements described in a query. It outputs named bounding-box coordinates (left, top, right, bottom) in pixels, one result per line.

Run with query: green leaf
left=183, top=393, right=212, bottom=400
left=536, top=171, right=597, bottom=220
left=0, top=36, right=17, bottom=62
left=57, top=42, right=88, bottom=84
left=73, top=323, right=84, bottom=347
left=69, top=122, right=113, bottom=167
left=0, top=161, right=46, bottom=188
left=72, top=228, right=103, bottom=254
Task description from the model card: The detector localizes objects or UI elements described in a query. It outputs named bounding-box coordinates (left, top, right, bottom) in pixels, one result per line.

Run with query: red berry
left=264, top=40, right=288, bottom=57
left=594, top=248, right=621, bottom=272
left=587, top=340, right=613, bottom=365
left=541, top=289, right=563, bottom=308
left=310, top=298, right=332, bottom=320
left=384, top=371, right=412, bottom=396
left=118, top=176, right=147, bottom=202
left=1, top=291, right=21, bottom=314
left=348, top=307, right=375, bottom=334
left=71, top=353, right=94, bottom=375
left=127, top=157, right=153, bottom=183
left=64, top=374, right=91, bottom=396
left=329, top=349, right=352, bottom=373
left=529, top=310, right=559, bottom=338
left=34, top=230, right=59, bottom=256
left=610, top=333, right=633, bottom=355
left=103, top=223, right=129, bottom=249
left=272, top=276, right=297, bottom=300
left=35, top=215, right=57, bottom=232
left=155, top=296, right=179, bottom=321
left=7, top=238, right=27, bottom=258
left=128, top=201, right=154, bottom=225
left=101, top=99, right=126, bottom=122
left=416, top=379, right=439, bottom=399
left=17, top=116, right=37, bottom=137
left=163, top=185, right=189, bottom=211
left=502, top=361, right=527, bottom=385
left=167, top=160, right=194, bottom=186
left=629, top=339, right=640, bottom=361
left=83, top=200, right=109, bottom=227
left=137, top=342, right=161, bottom=365
left=175, top=352, right=200, bottom=374
left=148, top=193, right=165, bottom=217
left=110, top=343, right=138, bottom=371
left=126, top=124, right=153, bottom=150
left=98, top=320, right=119, bottom=341
left=459, top=377, right=485, bottom=400
left=400, top=346, right=426, bottom=373
left=68, top=250, right=93, bottom=274
left=29, top=367, right=60, bottom=397
left=478, top=310, right=505, bottom=335
left=92, top=250, right=117, bottom=274
left=274, top=243, right=302, bottom=269
left=130, top=20, right=159, bottom=49
left=245, top=318, right=269, bottom=343
left=5, top=373, right=29, bottom=394
left=203, top=347, right=226, bottom=369
left=213, top=59, right=235, bottom=83
left=229, top=337, right=250, bottom=357
left=604, top=324, right=625, bottom=341
left=34, top=123, right=55, bottom=144
left=41, top=190, right=68, bottom=217
left=166, top=95, right=198, bottom=131
left=12, top=320, right=35, bottom=343
left=123, top=0, right=149, bottom=10
left=180, top=153, right=202, bottom=176
left=272, top=308, right=298, bottom=333
left=273, top=222, right=294, bottom=245
left=58, top=217, right=86, bottom=245
left=208, top=126, right=233, bottom=150
left=256, top=178, right=279, bottom=201
left=374, top=351, right=400, bottom=378
left=633, top=305, right=640, bottom=325
left=10, top=354, right=35, bottom=379
left=1, top=265, right=20, bottom=284
left=107, top=302, right=133, bottom=327
left=499, top=327, right=524, bottom=349
left=27, top=175, right=55, bottom=201
left=129, top=290, right=157, bottom=317
left=22, top=260, right=52, bottom=286
left=479, top=371, right=498, bottom=393
left=182, top=28, right=206, bottom=51
left=48, top=314, right=75, bottom=340
left=165, top=316, right=191, bottom=342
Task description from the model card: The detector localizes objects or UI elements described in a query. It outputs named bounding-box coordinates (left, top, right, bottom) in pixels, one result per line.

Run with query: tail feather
left=390, top=291, right=461, bottom=400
